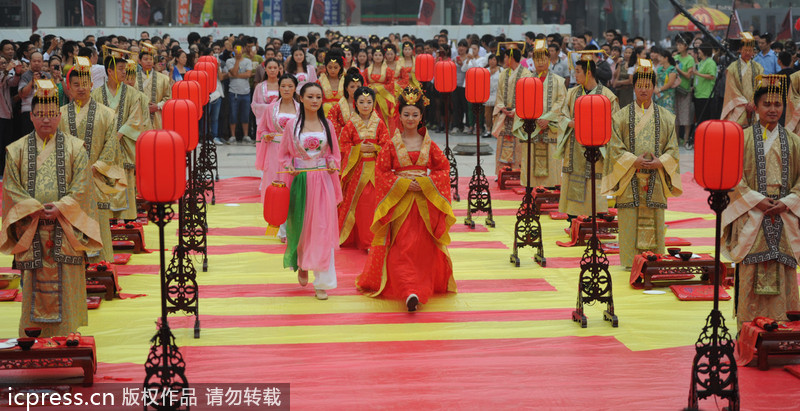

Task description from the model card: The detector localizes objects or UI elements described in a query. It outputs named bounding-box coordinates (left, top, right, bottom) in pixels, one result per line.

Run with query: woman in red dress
left=364, top=47, right=397, bottom=134
left=317, top=49, right=345, bottom=117
left=337, top=87, right=390, bottom=250
left=356, top=86, right=457, bottom=312
left=326, top=68, right=363, bottom=138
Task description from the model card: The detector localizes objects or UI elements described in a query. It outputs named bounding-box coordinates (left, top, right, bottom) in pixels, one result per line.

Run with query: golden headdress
left=740, top=32, right=755, bottom=49
left=532, top=39, right=548, bottom=60
left=33, top=79, right=59, bottom=117
left=67, top=56, right=92, bottom=89
left=567, top=50, right=606, bottom=72
left=140, top=42, right=158, bottom=56
left=125, top=59, right=138, bottom=77
left=399, top=86, right=430, bottom=107
left=634, top=58, right=655, bottom=89
left=755, top=74, right=787, bottom=101
left=102, top=45, right=130, bottom=60
left=496, top=41, right=526, bottom=57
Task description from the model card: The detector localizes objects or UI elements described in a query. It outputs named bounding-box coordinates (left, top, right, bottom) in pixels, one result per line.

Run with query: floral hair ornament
left=400, top=86, right=430, bottom=107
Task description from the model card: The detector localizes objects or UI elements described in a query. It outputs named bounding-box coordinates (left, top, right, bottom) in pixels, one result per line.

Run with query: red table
left=0, top=336, right=96, bottom=386
left=736, top=321, right=800, bottom=370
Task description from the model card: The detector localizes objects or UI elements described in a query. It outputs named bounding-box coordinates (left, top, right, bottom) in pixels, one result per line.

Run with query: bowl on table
left=17, top=338, right=35, bottom=351
left=787, top=311, right=800, bottom=321
left=667, top=248, right=681, bottom=257
left=24, top=327, right=41, bottom=338
left=679, top=251, right=693, bottom=261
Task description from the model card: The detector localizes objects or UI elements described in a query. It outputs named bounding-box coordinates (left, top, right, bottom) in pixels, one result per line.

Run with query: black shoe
left=406, top=294, right=419, bottom=312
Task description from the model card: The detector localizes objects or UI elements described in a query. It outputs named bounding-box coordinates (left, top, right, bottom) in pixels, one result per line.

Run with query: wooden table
left=533, top=190, right=560, bottom=211
left=111, top=227, right=145, bottom=254
left=85, top=265, right=119, bottom=301
left=756, top=330, right=800, bottom=370
left=0, top=337, right=96, bottom=386
left=630, top=254, right=731, bottom=290
left=498, top=168, right=521, bottom=190
left=574, top=220, right=618, bottom=246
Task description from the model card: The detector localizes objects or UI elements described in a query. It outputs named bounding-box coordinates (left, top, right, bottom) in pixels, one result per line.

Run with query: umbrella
left=667, top=6, right=730, bottom=32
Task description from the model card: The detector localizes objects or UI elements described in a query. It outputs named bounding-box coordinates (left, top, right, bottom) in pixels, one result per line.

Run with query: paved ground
left=215, top=130, right=696, bottom=180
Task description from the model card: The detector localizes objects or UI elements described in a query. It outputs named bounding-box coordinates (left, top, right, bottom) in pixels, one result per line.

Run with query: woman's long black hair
left=343, top=67, right=364, bottom=100
left=278, top=73, right=300, bottom=102
left=294, top=82, right=334, bottom=150
left=285, top=45, right=308, bottom=75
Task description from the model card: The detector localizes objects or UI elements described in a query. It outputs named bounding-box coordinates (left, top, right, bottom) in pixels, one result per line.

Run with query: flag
left=32, top=2, right=41, bottom=32
left=254, top=0, right=263, bottom=26
left=603, top=0, right=612, bottom=14
left=201, top=0, right=214, bottom=25
left=309, top=0, right=325, bottom=25
left=190, top=0, right=205, bottom=24
left=346, top=0, right=356, bottom=25
left=559, top=0, right=567, bottom=24
left=777, top=8, right=792, bottom=40
left=177, top=0, right=191, bottom=25
left=121, top=0, right=134, bottom=25
left=136, top=0, right=151, bottom=26
left=460, top=0, right=476, bottom=25
left=509, top=0, right=522, bottom=24
left=418, top=0, right=435, bottom=25
left=727, top=9, right=742, bottom=39
left=82, top=0, right=96, bottom=26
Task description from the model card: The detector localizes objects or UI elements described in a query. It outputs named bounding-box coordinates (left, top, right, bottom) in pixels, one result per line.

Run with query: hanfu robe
left=556, top=83, right=619, bottom=216
left=256, top=98, right=298, bottom=201
left=492, top=64, right=532, bottom=175
left=519, top=71, right=567, bottom=187
left=59, top=100, right=126, bottom=263
left=602, top=102, right=682, bottom=268
left=327, top=97, right=355, bottom=138
left=721, top=59, right=764, bottom=128
left=135, top=68, right=171, bottom=129
left=338, top=113, right=391, bottom=249
left=318, top=73, right=344, bottom=117
left=356, top=131, right=457, bottom=304
left=1, top=131, right=102, bottom=337
left=722, top=124, right=800, bottom=327
left=365, top=63, right=397, bottom=134
left=252, top=81, right=282, bottom=174
left=91, top=83, right=147, bottom=220
left=787, top=71, right=800, bottom=135
left=394, top=58, right=420, bottom=95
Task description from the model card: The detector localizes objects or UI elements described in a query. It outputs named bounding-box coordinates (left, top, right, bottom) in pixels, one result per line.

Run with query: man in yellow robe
left=722, top=77, right=800, bottom=328
left=786, top=70, right=800, bottom=135
left=0, top=80, right=102, bottom=337
left=91, top=52, right=148, bottom=221
left=721, top=32, right=764, bottom=128
left=134, top=42, right=170, bottom=129
left=492, top=42, right=532, bottom=175
left=124, top=59, right=153, bottom=131
left=59, top=57, right=126, bottom=263
left=602, top=59, right=682, bottom=268
left=520, top=39, right=567, bottom=188
left=556, top=51, right=619, bottom=221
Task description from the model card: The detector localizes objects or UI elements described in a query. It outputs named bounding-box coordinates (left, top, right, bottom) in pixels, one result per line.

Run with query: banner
left=190, top=0, right=205, bottom=24
left=136, top=0, right=151, bottom=26
left=325, top=0, right=340, bottom=25
left=32, top=2, right=41, bottom=32
left=309, top=0, right=325, bottom=25
left=460, top=0, right=475, bottom=25
left=346, top=0, right=355, bottom=25
left=201, top=0, right=214, bottom=25
left=509, top=0, right=521, bottom=24
left=82, top=0, right=97, bottom=26
left=272, top=0, right=282, bottom=24
left=121, top=0, right=134, bottom=25
left=177, top=0, right=191, bottom=25
left=418, top=0, right=435, bottom=25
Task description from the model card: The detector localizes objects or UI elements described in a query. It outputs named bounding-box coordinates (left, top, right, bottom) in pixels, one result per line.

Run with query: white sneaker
left=242, top=135, right=255, bottom=145
left=213, top=138, right=225, bottom=145
left=227, top=136, right=237, bottom=144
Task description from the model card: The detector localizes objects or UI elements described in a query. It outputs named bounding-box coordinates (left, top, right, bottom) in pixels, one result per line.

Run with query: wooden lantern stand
left=464, top=67, right=494, bottom=229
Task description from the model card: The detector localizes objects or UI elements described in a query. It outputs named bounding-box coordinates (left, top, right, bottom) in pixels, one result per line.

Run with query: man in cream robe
left=722, top=85, right=800, bottom=328
left=602, top=67, right=682, bottom=268
left=520, top=39, right=567, bottom=188
left=60, top=66, right=126, bottom=263
left=721, top=33, right=764, bottom=128
left=125, top=59, right=153, bottom=131
left=1, top=86, right=102, bottom=337
left=91, top=56, right=148, bottom=220
left=492, top=43, right=532, bottom=175
left=556, top=57, right=619, bottom=220
left=134, top=44, right=170, bottom=129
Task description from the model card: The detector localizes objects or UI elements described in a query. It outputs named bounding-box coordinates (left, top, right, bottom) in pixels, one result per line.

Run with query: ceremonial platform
left=0, top=171, right=798, bottom=409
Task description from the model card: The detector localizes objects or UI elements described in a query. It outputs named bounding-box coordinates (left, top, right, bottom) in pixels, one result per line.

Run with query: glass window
left=214, top=0, right=249, bottom=25
left=361, top=0, right=420, bottom=25
left=0, top=0, right=26, bottom=27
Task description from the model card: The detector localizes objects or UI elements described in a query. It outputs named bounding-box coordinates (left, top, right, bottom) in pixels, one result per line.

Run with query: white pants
left=278, top=222, right=287, bottom=239
left=313, top=248, right=337, bottom=290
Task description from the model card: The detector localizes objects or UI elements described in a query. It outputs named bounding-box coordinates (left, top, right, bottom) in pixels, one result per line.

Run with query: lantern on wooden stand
left=463, top=67, right=495, bottom=229
left=688, top=120, right=743, bottom=410
left=161, top=99, right=202, bottom=338
left=136, top=130, right=190, bottom=410
left=434, top=60, right=460, bottom=201
left=571, top=94, right=618, bottom=328
left=194, top=60, right=221, bottom=191
left=509, top=77, right=545, bottom=267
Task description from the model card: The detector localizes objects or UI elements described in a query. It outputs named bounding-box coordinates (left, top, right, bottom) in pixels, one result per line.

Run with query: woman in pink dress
left=257, top=72, right=299, bottom=196
left=279, top=82, right=342, bottom=300
left=252, top=58, right=282, bottom=172
left=285, top=45, right=317, bottom=90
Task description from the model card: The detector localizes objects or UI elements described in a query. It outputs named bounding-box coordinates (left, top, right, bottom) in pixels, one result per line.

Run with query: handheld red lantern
left=415, top=54, right=435, bottom=83
left=434, top=60, right=457, bottom=93
left=193, top=62, right=218, bottom=94
left=136, top=130, right=186, bottom=203
left=162, top=100, right=199, bottom=152
left=574, top=94, right=612, bottom=147
left=515, top=77, right=544, bottom=120
left=184, top=71, right=209, bottom=106
left=263, top=181, right=290, bottom=228
left=171, top=80, right=203, bottom=120
left=465, top=67, right=490, bottom=104
left=694, top=120, right=744, bottom=191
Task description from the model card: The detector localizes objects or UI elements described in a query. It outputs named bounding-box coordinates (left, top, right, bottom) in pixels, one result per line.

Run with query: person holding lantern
left=722, top=75, right=800, bottom=327
left=602, top=59, right=683, bottom=269
left=520, top=39, right=568, bottom=189
left=59, top=57, right=126, bottom=264
left=338, top=86, right=391, bottom=250
left=327, top=68, right=363, bottom=138
left=556, top=51, right=619, bottom=224
left=721, top=32, right=765, bottom=128
left=258, top=73, right=299, bottom=241
left=317, top=49, right=346, bottom=117
left=492, top=42, right=532, bottom=176
left=365, top=47, right=397, bottom=135
left=279, top=82, right=342, bottom=301
left=1, top=79, right=102, bottom=337
left=356, top=86, right=456, bottom=312
left=134, top=42, right=171, bottom=129
left=91, top=48, right=148, bottom=221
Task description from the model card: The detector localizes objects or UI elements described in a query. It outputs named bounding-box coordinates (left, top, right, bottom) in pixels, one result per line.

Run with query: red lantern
left=136, top=130, right=186, bottom=203
left=197, top=56, right=218, bottom=67
left=694, top=120, right=744, bottom=191
left=465, top=67, right=490, bottom=104
left=162, top=99, right=199, bottom=152
left=194, top=62, right=218, bottom=94
left=263, top=181, right=290, bottom=226
left=172, top=80, right=203, bottom=120
left=434, top=60, right=457, bottom=93
left=184, top=71, right=209, bottom=106
left=515, top=77, right=544, bottom=120
left=574, top=94, right=612, bottom=147
left=415, top=54, right=434, bottom=83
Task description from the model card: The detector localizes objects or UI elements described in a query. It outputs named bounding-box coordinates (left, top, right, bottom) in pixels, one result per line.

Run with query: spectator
left=224, top=41, right=254, bottom=145
left=17, top=51, right=51, bottom=137
left=690, top=42, right=717, bottom=149
left=754, top=32, right=779, bottom=75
